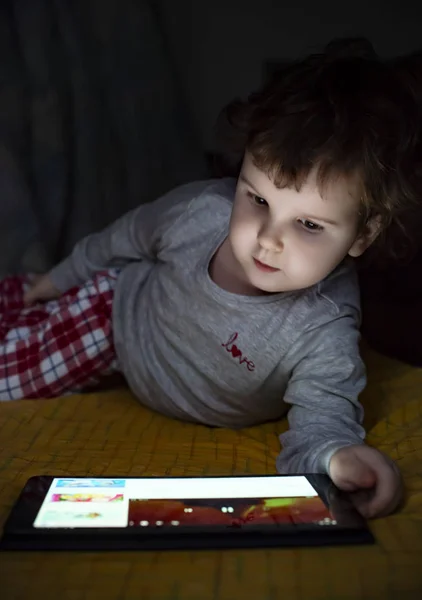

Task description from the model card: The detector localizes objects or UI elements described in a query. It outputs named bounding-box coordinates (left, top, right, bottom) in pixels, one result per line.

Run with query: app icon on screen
left=55, top=479, right=126, bottom=488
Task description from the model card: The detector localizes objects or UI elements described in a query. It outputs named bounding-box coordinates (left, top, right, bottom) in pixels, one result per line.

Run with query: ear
left=348, top=215, right=382, bottom=258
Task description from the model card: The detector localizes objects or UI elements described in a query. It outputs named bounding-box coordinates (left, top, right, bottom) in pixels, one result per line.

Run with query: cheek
left=288, top=237, right=338, bottom=270
left=292, top=236, right=350, bottom=273
left=230, top=206, right=258, bottom=240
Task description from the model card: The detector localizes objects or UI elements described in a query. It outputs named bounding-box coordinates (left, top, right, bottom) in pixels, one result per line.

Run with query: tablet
left=0, top=474, right=374, bottom=551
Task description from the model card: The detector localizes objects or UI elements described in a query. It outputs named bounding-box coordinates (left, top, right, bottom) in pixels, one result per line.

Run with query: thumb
left=23, top=292, right=36, bottom=307
left=23, top=281, right=42, bottom=306
left=333, top=453, right=377, bottom=492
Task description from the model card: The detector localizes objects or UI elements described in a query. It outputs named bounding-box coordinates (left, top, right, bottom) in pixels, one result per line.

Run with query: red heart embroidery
left=221, top=332, right=255, bottom=372
left=230, top=345, right=242, bottom=358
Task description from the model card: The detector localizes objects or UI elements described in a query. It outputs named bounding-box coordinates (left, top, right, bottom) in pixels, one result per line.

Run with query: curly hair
left=218, top=38, right=421, bottom=259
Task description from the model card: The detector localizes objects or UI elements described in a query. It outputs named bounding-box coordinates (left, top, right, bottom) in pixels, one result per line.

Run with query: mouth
left=253, top=258, right=280, bottom=273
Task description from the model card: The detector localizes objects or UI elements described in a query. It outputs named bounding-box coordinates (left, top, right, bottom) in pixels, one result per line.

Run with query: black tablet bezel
left=0, top=474, right=375, bottom=551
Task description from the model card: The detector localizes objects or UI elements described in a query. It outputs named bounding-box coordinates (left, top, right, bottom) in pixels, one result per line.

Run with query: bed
left=0, top=344, right=421, bottom=600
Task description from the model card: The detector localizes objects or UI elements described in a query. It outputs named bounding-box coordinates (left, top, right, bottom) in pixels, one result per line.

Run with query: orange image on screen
left=128, top=496, right=333, bottom=527
left=51, top=493, right=124, bottom=503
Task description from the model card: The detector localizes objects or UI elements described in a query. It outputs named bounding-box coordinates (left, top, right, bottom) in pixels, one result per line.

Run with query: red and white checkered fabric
left=0, top=270, right=119, bottom=400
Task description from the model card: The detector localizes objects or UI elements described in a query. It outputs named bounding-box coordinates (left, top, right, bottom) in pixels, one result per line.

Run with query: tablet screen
left=33, top=475, right=337, bottom=530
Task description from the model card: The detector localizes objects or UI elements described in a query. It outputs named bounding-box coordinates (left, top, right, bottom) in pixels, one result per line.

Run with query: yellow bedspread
left=1, top=346, right=422, bottom=600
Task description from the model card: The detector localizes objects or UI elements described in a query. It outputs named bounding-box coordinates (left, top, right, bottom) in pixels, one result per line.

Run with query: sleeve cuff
left=48, top=258, right=82, bottom=293
left=316, top=440, right=364, bottom=474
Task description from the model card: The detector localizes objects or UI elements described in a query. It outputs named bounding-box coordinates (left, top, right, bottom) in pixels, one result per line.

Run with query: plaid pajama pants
left=0, top=270, right=119, bottom=400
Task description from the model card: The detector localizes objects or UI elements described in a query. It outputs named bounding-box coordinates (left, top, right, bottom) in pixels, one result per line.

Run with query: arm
left=48, top=181, right=202, bottom=292
left=277, top=313, right=366, bottom=475
left=277, top=303, right=403, bottom=519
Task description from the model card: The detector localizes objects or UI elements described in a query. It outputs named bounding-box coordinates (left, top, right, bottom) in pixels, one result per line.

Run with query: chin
left=249, top=274, right=304, bottom=294
left=259, top=285, right=288, bottom=294
left=247, top=277, right=286, bottom=295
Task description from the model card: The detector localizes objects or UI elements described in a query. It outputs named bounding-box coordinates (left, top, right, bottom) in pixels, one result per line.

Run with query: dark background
left=155, top=0, right=422, bottom=151
left=1, top=0, right=421, bottom=364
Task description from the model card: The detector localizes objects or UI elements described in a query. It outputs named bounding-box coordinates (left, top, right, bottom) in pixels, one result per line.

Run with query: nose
left=258, top=221, right=284, bottom=252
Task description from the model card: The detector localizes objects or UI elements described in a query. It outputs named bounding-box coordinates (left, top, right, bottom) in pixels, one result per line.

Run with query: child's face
left=227, top=152, right=376, bottom=294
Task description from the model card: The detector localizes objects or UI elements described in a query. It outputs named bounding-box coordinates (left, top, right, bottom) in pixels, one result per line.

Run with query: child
left=1, top=39, right=418, bottom=519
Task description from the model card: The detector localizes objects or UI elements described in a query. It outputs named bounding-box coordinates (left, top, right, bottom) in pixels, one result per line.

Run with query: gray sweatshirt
left=50, top=178, right=366, bottom=474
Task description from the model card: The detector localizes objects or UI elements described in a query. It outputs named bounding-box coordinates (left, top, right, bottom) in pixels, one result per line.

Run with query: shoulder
left=285, top=261, right=362, bottom=364
left=161, top=177, right=236, bottom=236
left=165, top=177, right=235, bottom=207
left=156, top=177, right=235, bottom=224
left=287, top=259, right=360, bottom=339
left=184, top=177, right=236, bottom=213
left=316, top=259, right=360, bottom=320
left=139, top=178, right=236, bottom=242
left=150, top=178, right=236, bottom=253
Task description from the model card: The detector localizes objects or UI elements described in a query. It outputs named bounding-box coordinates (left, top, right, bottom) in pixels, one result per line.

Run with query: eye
left=298, top=218, right=324, bottom=233
left=247, top=192, right=268, bottom=207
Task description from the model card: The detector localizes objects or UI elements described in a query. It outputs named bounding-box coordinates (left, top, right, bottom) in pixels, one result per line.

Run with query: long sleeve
left=277, top=311, right=366, bottom=475
left=48, top=180, right=209, bottom=292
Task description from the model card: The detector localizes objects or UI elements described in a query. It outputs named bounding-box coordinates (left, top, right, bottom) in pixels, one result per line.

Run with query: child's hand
left=23, top=274, right=62, bottom=306
left=329, top=444, right=403, bottom=518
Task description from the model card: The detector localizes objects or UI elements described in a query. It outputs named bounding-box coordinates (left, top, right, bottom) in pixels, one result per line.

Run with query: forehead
left=241, top=152, right=361, bottom=220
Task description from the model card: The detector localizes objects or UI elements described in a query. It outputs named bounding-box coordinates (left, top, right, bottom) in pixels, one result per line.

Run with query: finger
left=351, top=483, right=402, bottom=519
left=333, top=454, right=377, bottom=492
left=23, top=285, right=43, bottom=306
left=351, top=457, right=403, bottom=518
left=23, top=291, right=36, bottom=306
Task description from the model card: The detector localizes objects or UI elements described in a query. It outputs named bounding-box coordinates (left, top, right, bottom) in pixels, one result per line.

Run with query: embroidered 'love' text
left=221, top=332, right=255, bottom=372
